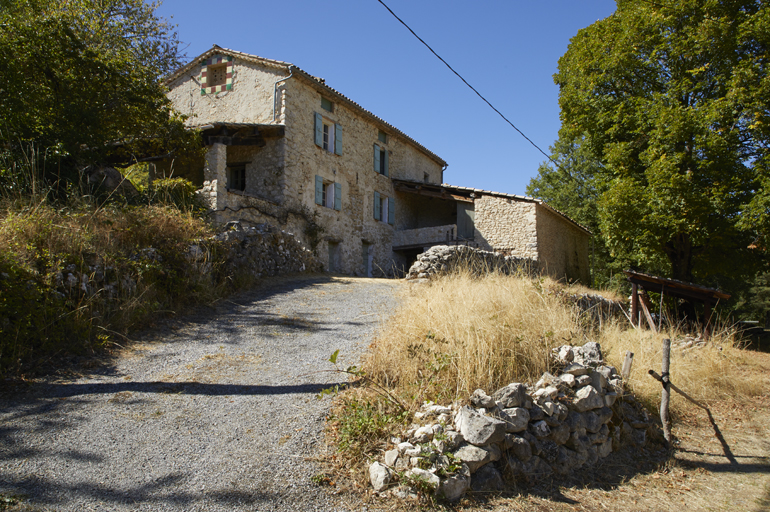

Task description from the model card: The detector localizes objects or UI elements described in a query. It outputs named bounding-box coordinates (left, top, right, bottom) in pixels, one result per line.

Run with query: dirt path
left=0, top=275, right=399, bottom=512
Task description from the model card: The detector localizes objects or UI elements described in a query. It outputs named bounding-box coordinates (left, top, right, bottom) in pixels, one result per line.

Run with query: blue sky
left=155, top=0, right=617, bottom=196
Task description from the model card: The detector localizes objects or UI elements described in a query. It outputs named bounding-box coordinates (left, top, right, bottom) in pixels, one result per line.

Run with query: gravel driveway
left=1, top=275, right=400, bottom=511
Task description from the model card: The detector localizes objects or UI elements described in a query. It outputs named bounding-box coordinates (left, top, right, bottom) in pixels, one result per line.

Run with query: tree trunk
left=664, top=232, right=694, bottom=282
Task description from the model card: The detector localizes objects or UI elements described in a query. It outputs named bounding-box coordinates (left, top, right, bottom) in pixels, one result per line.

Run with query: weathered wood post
left=621, top=351, right=634, bottom=382
left=631, top=282, right=639, bottom=327
left=660, top=338, right=671, bottom=444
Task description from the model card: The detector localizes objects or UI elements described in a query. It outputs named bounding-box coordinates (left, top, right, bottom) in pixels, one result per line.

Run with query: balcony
left=393, top=224, right=457, bottom=250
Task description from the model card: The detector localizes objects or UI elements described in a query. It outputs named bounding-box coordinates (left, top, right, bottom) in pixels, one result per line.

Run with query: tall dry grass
left=366, top=271, right=582, bottom=404
left=598, top=323, right=768, bottom=412
left=366, top=270, right=768, bottom=413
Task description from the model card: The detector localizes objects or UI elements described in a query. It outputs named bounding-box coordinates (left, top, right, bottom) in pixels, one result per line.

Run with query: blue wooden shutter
left=373, top=191, right=380, bottom=220
left=315, top=175, right=323, bottom=205
left=334, top=182, right=342, bottom=211
left=314, top=113, right=323, bottom=147
left=373, top=144, right=380, bottom=173
left=334, top=123, right=343, bottom=155
left=388, top=197, right=395, bottom=225
left=382, top=149, right=389, bottom=177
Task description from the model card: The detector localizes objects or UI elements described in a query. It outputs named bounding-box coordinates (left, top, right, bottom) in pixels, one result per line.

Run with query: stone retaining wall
left=368, top=342, right=657, bottom=502
left=405, top=245, right=538, bottom=280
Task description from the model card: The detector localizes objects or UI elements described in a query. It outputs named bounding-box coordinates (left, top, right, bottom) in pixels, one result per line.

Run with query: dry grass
left=0, top=201, right=211, bottom=266
left=365, top=271, right=582, bottom=405
left=598, top=323, right=770, bottom=413
left=364, top=270, right=767, bottom=414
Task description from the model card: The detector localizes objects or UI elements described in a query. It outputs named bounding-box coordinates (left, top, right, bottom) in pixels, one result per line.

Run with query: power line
left=375, top=0, right=559, bottom=169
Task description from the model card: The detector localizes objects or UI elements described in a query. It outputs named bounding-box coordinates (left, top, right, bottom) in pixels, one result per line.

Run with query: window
left=378, top=130, right=388, bottom=143
left=374, top=144, right=389, bottom=176
left=314, top=113, right=342, bottom=155
left=227, top=164, right=246, bottom=191
left=373, top=191, right=394, bottom=225
left=200, top=55, right=233, bottom=95
left=321, top=97, right=334, bottom=112
left=315, top=175, right=341, bottom=211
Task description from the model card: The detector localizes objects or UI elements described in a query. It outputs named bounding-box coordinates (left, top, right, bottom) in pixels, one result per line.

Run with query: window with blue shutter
left=334, top=123, right=342, bottom=155
left=314, top=113, right=323, bottom=147
left=388, top=197, right=395, bottom=225
left=374, top=191, right=380, bottom=220
left=334, top=182, right=342, bottom=211
left=373, top=144, right=389, bottom=176
left=315, top=175, right=324, bottom=205
left=382, top=149, right=389, bottom=177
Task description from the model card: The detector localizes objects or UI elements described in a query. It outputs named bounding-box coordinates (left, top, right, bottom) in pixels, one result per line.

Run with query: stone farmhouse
left=164, top=46, right=591, bottom=283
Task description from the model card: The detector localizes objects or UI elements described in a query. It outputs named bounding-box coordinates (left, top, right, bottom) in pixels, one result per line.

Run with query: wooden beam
left=639, top=290, right=658, bottom=333
left=631, top=283, right=639, bottom=327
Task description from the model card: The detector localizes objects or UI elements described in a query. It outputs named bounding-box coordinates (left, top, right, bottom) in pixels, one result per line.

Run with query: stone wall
left=474, top=196, right=538, bottom=259
left=536, top=204, right=590, bottom=284
left=405, top=245, right=538, bottom=280
left=368, top=342, right=657, bottom=502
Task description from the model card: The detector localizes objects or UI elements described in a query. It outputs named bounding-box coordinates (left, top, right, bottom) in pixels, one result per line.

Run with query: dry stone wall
left=51, top=222, right=320, bottom=305
left=368, top=342, right=657, bottom=502
left=405, top=245, right=538, bottom=280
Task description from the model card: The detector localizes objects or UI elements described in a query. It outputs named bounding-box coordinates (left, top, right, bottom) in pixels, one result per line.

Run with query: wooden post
left=631, top=282, right=639, bottom=327
left=660, top=338, right=671, bottom=444
left=621, top=351, right=634, bottom=382
left=703, top=301, right=712, bottom=341
left=639, top=291, right=658, bottom=333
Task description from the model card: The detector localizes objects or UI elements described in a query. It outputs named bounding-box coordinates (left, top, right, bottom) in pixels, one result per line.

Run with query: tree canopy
left=0, top=0, right=199, bottom=184
left=551, top=0, right=769, bottom=287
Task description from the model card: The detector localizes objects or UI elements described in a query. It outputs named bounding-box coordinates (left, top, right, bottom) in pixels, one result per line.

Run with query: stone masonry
left=368, top=342, right=657, bottom=502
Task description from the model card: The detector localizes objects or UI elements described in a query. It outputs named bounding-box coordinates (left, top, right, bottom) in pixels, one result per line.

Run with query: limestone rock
left=493, top=383, right=528, bottom=408
left=369, top=461, right=393, bottom=491
left=455, top=406, right=506, bottom=446
left=454, top=444, right=492, bottom=473
left=563, top=363, right=590, bottom=376
left=530, top=420, right=551, bottom=438
left=384, top=449, right=399, bottom=467
left=508, top=434, right=532, bottom=462
left=549, top=422, right=571, bottom=445
left=500, top=407, right=530, bottom=433
left=471, top=464, right=504, bottom=492
left=572, top=385, right=605, bottom=412
left=470, top=389, right=496, bottom=408
left=437, top=473, right=470, bottom=502
left=408, top=468, right=440, bottom=490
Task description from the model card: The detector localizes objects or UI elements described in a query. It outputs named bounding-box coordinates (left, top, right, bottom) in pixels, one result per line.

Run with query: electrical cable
left=375, top=0, right=560, bottom=169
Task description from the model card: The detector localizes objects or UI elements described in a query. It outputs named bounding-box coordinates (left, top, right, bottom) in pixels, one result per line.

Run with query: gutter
left=272, top=66, right=294, bottom=122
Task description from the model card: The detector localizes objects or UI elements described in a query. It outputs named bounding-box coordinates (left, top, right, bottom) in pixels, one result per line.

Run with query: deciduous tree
left=0, top=0, right=199, bottom=185
left=555, top=0, right=768, bottom=286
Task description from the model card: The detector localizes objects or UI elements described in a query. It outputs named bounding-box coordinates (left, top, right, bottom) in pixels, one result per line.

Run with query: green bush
left=146, top=177, right=206, bottom=213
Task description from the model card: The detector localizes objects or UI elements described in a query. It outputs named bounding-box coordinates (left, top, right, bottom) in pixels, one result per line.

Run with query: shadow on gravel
left=1, top=473, right=281, bottom=508
left=19, top=380, right=347, bottom=399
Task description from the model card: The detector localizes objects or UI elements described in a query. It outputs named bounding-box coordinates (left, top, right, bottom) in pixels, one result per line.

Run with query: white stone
left=369, top=462, right=393, bottom=491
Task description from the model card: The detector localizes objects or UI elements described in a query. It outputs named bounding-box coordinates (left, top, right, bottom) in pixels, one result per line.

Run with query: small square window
left=321, top=97, right=334, bottom=112
left=378, top=130, right=388, bottom=144
left=208, top=63, right=227, bottom=87
left=200, top=55, right=233, bottom=95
